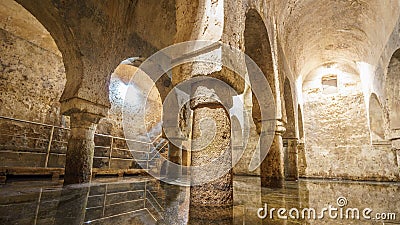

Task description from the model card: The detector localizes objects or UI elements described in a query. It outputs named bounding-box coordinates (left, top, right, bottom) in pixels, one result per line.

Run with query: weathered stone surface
left=301, top=69, right=399, bottom=181
left=0, top=5, right=163, bottom=174
left=233, top=111, right=261, bottom=176
left=0, top=28, right=65, bottom=125
left=99, top=66, right=163, bottom=141
left=64, top=113, right=101, bottom=185
left=189, top=99, right=233, bottom=214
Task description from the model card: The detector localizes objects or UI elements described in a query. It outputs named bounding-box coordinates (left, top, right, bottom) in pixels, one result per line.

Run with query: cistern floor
left=0, top=176, right=399, bottom=225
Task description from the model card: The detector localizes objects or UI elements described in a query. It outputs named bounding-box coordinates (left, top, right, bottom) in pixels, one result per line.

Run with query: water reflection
left=55, top=185, right=90, bottom=224
left=234, top=177, right=400, bottom=225
left=0, top=176, right=399, bottom=224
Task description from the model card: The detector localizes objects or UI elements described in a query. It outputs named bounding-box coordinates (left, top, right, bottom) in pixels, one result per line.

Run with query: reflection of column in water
left=189, top=205, right=233, bottom=225
left=161, top=183, right=190, bottom=224
left=167, top=140, right=182, bottom=180
left=261, top=181, right=303, bottom=225
left=233, top=176, right=262, bottom=225
left=261, top=122, right=286, bottom=188
left=55, top=185, right=90, bottom=225
left=283, top=138, right=299, bottom=181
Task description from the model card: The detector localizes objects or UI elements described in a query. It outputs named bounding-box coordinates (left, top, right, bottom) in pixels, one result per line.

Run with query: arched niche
left=386, top=49, right=400, bottom=130
left=244, top=9, right=283, bottom=187
left=369, top=93, right=385, bottom=141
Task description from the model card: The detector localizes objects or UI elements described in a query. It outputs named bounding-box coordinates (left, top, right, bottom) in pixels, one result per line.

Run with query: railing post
left=109, top=136, right=114, bottom=169
left=144, top=181, right=147, bottom=208
left=147, top=143, right=150, bottom=171
left=44, top=126, right=55, bottom=168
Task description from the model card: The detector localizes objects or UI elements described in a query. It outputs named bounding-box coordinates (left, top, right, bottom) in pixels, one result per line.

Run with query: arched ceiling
left=275, top=0, right=400, bottom=81
left=0, top=0, right=60, bottom=55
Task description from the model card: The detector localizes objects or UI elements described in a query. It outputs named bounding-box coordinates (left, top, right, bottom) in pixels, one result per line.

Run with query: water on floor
left=0, top=176, right=399, bottom=225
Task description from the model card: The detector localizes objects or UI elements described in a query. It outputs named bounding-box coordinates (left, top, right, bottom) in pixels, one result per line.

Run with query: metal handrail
left=0, top=115, right=168, bottom=170
left=150, top=141, right=169, bottom=161
left=0, top=115, right=161, bottom=145
left=0, top=115, right=68, bottom=130
left=1, top=116, right=167, bottom=220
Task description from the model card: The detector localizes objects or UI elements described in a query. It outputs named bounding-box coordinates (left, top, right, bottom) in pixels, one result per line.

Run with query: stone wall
left=0, top=28, right=66, bottom=125
left=301, top=68, right=399, bottom=181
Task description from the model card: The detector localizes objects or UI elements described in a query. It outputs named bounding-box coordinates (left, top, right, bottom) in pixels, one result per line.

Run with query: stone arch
left=102, top=62, right=164, bottom=142
left=386, top=48, right=400, bottom=130
left=0, top=0, right=68, bottom=169
left=15, top=0, right=107, bottom=116
left=244, top=8, right=275, bottom=130
left=14, top=0, right=178, bottom=184
left=16, top=0, right=177, bottom=118
left=369, top=93, right=385, bottom=141
left=244, top=9, right=283, bottom=187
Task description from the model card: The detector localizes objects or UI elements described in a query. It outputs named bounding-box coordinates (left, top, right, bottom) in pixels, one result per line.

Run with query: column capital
left=392, top=139, right=400, bottom=150
left=190, top=86, right=225, bottom=110
left=275, top=120, right=286, bottom=136
left=389, top=129, right=400, bottom=141
left=254, top=119, right=285, bottom=135
left=69, top=112, right=102, bottom=129
left=61, top=97, right=109, bottom=118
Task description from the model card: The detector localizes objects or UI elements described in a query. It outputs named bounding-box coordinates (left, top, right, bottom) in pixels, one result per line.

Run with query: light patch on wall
left=356, top=61, right=375, bottom=111
left=321, top=74, right=338, bottom=94
left=109, top=75, right=143, bottom=106
left=115, top=79, right=129, bottom=98
left=230, top=94, right=244, bottom=128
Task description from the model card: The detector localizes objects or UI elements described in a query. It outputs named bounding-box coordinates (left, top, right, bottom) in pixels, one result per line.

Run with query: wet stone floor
left=0, top=176, right=399, bottom=225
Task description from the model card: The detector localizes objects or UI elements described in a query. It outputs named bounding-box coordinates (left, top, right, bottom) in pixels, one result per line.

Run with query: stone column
left=297, top=140, right=306, bottom=178
left=261, top=120, right=286, bottom=188
left=188, top=86, right=233, bottom=225
left=283, top=138, right=299, bottom=181
left=64, top=112, right=101, bottom=185
left=391, top=131, right=400, bottom=180
left=167, top=138, right=182, bottom=180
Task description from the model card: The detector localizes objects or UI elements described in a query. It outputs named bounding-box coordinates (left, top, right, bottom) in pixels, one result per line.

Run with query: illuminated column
left=189, top=85, right=233, bottom=225
left=260, top=120, right=286, bottom=188
left=64, top=112, right=101, bottom=185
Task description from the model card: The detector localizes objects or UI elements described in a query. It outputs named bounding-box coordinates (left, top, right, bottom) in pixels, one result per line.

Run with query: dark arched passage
left=386, top=49, right=400, bottom=131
